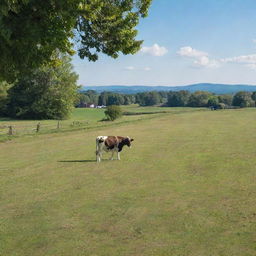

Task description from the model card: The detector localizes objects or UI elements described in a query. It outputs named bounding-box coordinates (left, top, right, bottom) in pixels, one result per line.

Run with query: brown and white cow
left=96, top=136, right=134, bottom=162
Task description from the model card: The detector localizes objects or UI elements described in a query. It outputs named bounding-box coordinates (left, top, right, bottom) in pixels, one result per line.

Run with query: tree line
left=78, top=90, right=256, bottom=109
left=2, top=72, right=256, bottom=120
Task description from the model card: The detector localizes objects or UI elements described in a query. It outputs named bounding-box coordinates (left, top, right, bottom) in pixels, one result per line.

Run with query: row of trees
left=77, top=91, right=137, bottom=106
left=2, top=77, right=256, bottom=120
left=77, top=91, right=168, bottom=107
left=167, top=91, right=256, bottom=108
left=78, top=90, right=256, bottom=108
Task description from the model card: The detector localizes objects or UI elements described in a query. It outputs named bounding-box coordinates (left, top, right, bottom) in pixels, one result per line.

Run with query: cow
left=96, top=136, right=134, bottom=162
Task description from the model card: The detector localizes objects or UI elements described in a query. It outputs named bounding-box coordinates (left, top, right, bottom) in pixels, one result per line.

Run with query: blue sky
left=73, top=0, right=256, bottom=86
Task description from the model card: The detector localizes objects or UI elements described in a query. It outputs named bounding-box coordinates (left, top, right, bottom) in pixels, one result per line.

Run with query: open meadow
left=1, top=108, right=256, bottom=256
left=0, top=106, right=201, bottom=141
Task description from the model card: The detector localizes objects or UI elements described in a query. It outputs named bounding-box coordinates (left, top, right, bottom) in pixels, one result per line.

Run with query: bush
left=104, top=105, right=122, bottom=121
left=217, top=103, right=226, bottom=109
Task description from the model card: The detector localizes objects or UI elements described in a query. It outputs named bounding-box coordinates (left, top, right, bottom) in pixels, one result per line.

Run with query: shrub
left=104, top=105, right=122, bottom=121
left=217, top=103, right=226, bottom=109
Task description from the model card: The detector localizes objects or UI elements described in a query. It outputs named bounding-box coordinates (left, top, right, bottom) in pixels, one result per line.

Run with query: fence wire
left=0, top=121, right=90, bottom=136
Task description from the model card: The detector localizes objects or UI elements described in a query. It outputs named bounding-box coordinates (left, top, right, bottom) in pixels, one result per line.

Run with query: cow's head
left=124, top=137, right=134, bottom=148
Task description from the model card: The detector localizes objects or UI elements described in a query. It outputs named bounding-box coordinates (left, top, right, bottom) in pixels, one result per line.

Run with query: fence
left=0, top=120, right=90, bottom=136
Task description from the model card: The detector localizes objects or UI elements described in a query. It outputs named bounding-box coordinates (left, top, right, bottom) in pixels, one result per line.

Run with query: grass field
left=0, top=106, right=203, bottom=141
left=1, top=108, right=256, bottom=256
left=0, top=108, right=106, bottom=139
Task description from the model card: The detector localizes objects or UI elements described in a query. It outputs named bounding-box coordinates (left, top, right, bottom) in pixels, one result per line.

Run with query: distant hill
left=83, top=83, right=256, bottom=94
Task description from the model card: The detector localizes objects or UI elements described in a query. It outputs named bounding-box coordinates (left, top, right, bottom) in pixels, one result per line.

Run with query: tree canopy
left=167, top=91, right=190, bottom=107
left=187, top=91, right=212, bottom=107
left=6, top=55, right=79, bottom=119
left=232, top=91, right=255, bottom=108
left=0, top=0, right=152, bottom=81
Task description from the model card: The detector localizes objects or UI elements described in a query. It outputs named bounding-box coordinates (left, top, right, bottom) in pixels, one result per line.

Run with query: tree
left=124, top=95, right=132, bottom=105
left=108, top=94, right=125, bottom=105
left=218, top=94, right=233, bottom=106
left=0, top=0, right=152, bottom=81
left=135, top=93, right=146, bottom=106
left=232, top=91, right=255, bottom=108
left=251, top=91, right=256, bottom=104
left=136, top=91, right=161, bottom=106
left=98, top=92, right=109, bottom=106
left=167, top=90, right=190, bottom=107
left=82, top=90, right=99, bottom=105
left=104, top=105, right=122, bottom=121
left=158, top=91, right=168, bottom=103
left=187, top=91, right=212, bottom=107
left=207, top=95, right=219, bottom=107
left=6, top=55, right=79, bottom=119
left=0, top=81, right=11, bottom=115
left=76, top=93, right=90, bottom=107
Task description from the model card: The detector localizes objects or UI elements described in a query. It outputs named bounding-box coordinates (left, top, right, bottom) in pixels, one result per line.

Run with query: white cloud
left=124, top=66, right=152, bottom=71
left=140, top=44, right=168, bottom=56
left=125, top=66, right=135, bottom=70
left=193, top=56, right=210, bottom=66
left=177, top=46, right=207, bottom=58
left=193, top=56, right=220, bottom=68
left=221, top=54, right=256, bottom=70
left=177, top=46, right=219, bottom=68
left=253, top=39, right=256, bottom=43
left=221, top=54, right=256, bottom=64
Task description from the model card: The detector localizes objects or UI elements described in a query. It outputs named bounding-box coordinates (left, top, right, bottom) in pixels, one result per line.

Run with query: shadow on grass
left=59, top=160, right=95, bottom=163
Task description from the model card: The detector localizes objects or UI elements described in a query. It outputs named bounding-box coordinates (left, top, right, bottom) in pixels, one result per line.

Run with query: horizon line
left=83, top=83, right=256, bottom=87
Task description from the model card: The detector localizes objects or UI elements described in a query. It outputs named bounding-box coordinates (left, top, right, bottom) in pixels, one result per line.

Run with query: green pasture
left=0, top=107, right=134, bottom=140
left=0, top=106, right=204, bottom=141
left=0, top=107, right=105, bottom=126
left=121, top=105, right=199, bottom=113
left=1, top=108, right=256, bottom=256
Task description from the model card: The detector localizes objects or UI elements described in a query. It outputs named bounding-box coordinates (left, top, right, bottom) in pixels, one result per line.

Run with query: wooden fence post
left=36, top=122, right=40, bottom=133
left=8, top=125, right=13, bottom=135
left=57, top=121, right=60, bottom=129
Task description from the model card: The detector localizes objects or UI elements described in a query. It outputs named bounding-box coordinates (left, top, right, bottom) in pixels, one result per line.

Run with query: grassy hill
left=1, top=108, right=256, bottom=256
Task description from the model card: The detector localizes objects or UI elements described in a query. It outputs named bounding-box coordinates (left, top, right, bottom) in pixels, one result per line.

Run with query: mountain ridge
left=82, top=83, right=256, bottom=94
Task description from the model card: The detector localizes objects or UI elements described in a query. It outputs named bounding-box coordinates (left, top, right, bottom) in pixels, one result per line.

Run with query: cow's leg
left=109, top=151, right=114, bottom=160
left=117, top=151, right=120, bottom=160
left=96, top=151, right=101, bottom=162
left=96, top=140, right=100, bottom=162
left=96, top=149, right=102, bottom=162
